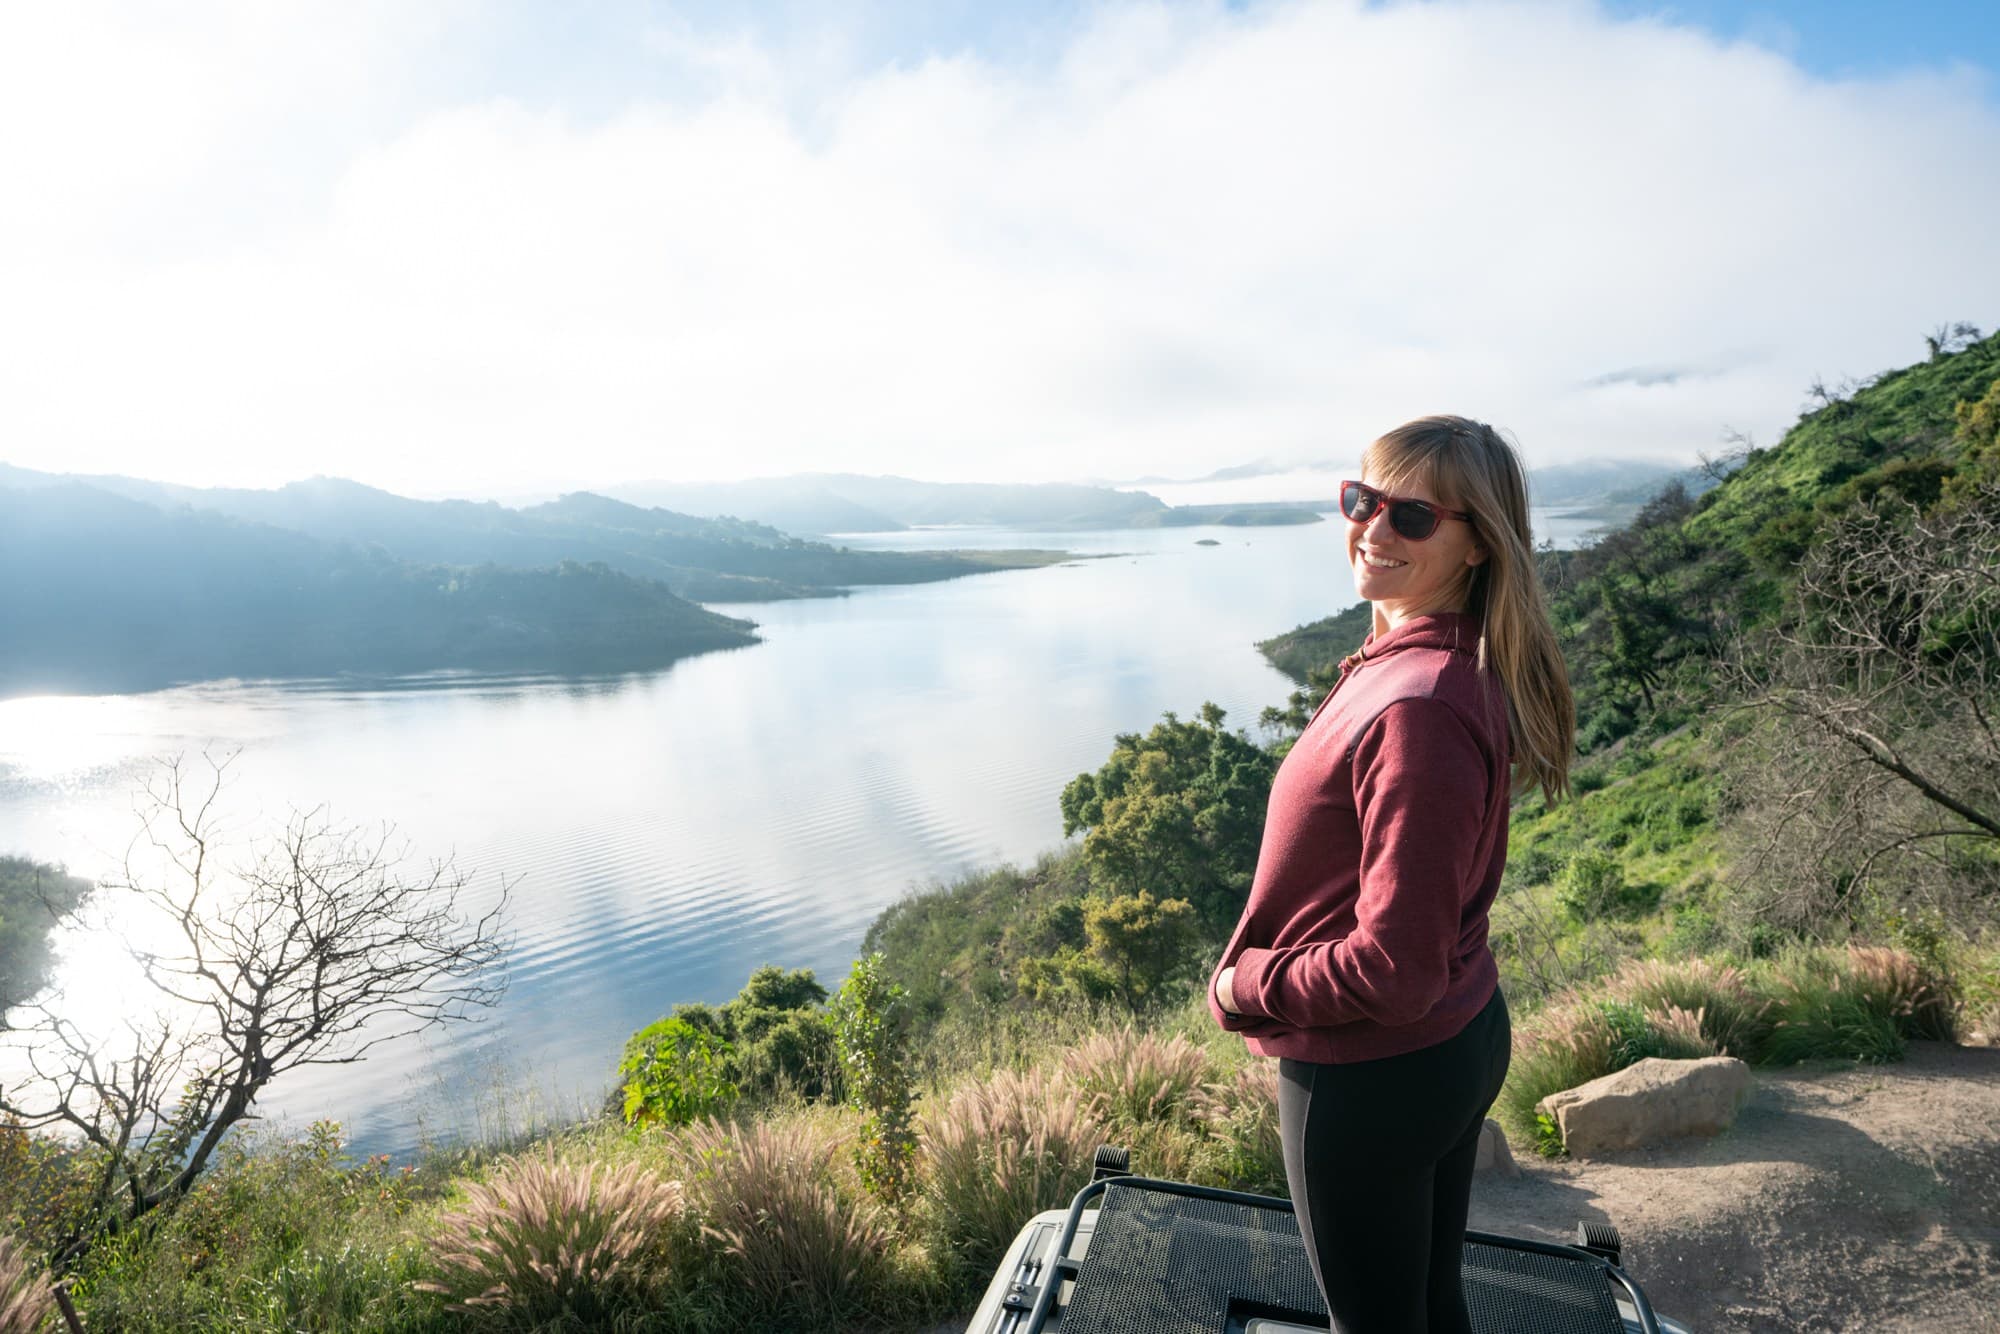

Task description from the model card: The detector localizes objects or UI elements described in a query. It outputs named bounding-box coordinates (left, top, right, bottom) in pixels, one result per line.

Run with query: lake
left=0, top=508, right=1605, bottom=1156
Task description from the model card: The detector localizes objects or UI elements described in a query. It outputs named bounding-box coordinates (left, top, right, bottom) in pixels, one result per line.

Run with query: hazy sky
left=3, top=1, right=1997, bottom=499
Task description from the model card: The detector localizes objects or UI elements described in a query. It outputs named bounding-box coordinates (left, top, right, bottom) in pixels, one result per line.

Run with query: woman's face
left=1346, top=470, right=1488, bottom=629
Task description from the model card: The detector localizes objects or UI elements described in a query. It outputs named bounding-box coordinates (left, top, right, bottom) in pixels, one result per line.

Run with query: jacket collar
left=1352, top=610, right=1483, bottom=665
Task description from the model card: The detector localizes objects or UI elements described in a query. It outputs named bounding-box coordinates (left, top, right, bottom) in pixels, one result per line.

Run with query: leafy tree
left=730, top=964, right=829, bottom=1014
left=0, top=858, right=92, bottom=1023
left=1060, top=704, right=1276, bottom=931
left=1015, top=947, right=1122, bottom=1005
left=1082, top=891, right=1199, bottom=1006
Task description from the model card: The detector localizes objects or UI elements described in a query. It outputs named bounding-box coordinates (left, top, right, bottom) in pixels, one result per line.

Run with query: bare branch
left=1712, top=481, right=2000, bottom=934
left=0, top=759, right=511, bottom=1266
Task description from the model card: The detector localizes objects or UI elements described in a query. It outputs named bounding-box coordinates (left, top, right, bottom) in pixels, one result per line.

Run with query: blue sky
left=458, top=0, right=1998, bottom=105
left=1603, top=1, right=1998, bottom=82
left=0, top=1, right=1996, bottom=497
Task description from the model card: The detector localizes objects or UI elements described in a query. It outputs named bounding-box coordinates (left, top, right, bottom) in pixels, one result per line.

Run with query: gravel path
left=1470, top=1040, right=2000, bottom=1331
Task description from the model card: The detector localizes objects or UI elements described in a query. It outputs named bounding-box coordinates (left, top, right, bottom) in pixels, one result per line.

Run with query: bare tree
left=1714, top=485, right=2000, bottom=932
left=1698, top=427, right=1756, bottom=483
left=1925, top=321, right=1984, bottom=361
left=0, top=756, right=510, bottom=1264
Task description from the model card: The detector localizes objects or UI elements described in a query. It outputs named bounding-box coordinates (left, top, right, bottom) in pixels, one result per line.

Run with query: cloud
left=1, top=0, right=1996, bottom=496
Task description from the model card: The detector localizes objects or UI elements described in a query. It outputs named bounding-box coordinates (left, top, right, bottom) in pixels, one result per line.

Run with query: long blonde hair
left=1362, top=416, right=1575, bottom=803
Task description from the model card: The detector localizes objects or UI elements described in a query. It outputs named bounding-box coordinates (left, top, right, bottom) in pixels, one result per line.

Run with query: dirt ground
left=929, top=1041, right=2000, bottom=1333
left=1470, top=1040, right=2000, bottom=1331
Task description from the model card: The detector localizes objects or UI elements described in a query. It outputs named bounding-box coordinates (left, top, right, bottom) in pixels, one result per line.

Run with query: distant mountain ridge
left=0, top=464, right=1071, bottom=604
left=0, top=481, right=759, bottom=697
left=605, top=472, right=1171, bottom=535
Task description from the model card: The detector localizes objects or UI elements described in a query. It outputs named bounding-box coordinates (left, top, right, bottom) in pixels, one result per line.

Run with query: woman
left=1209, top=416, right=1574, bottom=1334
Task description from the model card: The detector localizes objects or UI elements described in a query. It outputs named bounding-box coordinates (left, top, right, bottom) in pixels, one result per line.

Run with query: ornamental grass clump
left=1190, top=1060, right=1284, bottom=1196
left=0, top=1232, right=53, bottom=1334
left=417, top=1147, right=682, bottom=1327
left=1845, top=944, right=1957, bottom=1042
left=920, top=1067, right=1107, bottom=1281
left=672, top=1115, right=895, bottom=1328
left=1761, top=951, right=1905, bottom=1066
left=1059, top=1028, right=1214, bottom=1129
left=1600, top=957, right=1775, bottom=1059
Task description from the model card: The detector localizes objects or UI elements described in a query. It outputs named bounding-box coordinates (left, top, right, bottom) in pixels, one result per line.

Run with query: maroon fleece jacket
left=1208, top=610, right=1512, bottom=1063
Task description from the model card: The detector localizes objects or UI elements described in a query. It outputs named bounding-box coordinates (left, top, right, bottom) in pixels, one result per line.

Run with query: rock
left=1537, top=1057, right=1752, bottom=1157
left=1474, top=1117, right=1518, bottom=1177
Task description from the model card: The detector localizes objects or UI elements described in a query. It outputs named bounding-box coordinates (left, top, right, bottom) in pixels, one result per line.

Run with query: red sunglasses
left=1339, top=480, right=1473, bottom=542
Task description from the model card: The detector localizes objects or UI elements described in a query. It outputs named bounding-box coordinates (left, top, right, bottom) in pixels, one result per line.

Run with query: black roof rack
left=1012, top=1175, right=1664, bottom=1334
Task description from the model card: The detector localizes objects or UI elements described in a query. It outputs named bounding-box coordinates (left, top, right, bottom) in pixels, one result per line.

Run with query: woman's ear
left=1466, top=544, right=1489, bottom=567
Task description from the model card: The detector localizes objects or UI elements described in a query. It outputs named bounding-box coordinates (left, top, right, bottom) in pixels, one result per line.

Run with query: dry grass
left=416, top=1145, right=682, bottom=1325
left=671, top=1114, right=896, bottom=1326
left=1845, top=944, right=1958, bottom=1042
left=0, top=1232, right=53, bottom=1334
left=1190, top=1060, right=1284, bottom=1195
left=918, top=1066, right=1107, bottom=1280
left=1600, top=957, right=1775, bottom=1057
left=1058, top=1027, right=1214, bottom=1129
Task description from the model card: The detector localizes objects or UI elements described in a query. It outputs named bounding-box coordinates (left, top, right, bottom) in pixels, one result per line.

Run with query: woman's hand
left=1216, top=966, right=1239, bottom=1015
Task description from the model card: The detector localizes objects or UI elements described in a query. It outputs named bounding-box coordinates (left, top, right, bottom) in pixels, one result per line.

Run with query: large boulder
left=1537, top=1056, right=1752, bottom=1157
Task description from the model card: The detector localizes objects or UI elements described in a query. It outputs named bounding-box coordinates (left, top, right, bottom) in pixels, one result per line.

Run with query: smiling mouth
left=1361, top=552, right=1407, bottom=569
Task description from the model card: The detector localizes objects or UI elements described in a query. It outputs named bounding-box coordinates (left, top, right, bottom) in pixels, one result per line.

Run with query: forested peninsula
left=0, top=483, right=762, bottom=696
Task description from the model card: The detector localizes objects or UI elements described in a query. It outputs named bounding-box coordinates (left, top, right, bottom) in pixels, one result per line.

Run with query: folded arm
left=1228, top=697, right=1489, bottom=1029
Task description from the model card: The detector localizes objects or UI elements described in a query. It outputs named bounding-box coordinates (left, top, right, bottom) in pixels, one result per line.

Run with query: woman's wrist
left=1216, top=966, right=1239, bottom=1014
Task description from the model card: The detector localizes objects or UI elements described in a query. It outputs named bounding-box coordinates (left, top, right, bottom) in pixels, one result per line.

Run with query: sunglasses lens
left=1391, top=503, right=1439, bottom=541
left=1341, top=482, right=1377, bottom=523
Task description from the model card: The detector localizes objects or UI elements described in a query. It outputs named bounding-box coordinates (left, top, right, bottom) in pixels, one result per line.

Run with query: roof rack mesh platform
left=1053, top=1179, right=1638, bottom=1334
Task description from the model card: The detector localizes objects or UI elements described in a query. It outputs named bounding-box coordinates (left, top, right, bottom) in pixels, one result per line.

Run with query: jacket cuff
left=1229, top=949, right=1276, bottom=1021
left=1208, top=963, right=1253, bottom=1031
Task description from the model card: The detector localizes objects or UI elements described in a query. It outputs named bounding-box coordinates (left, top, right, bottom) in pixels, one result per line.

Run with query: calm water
left=0, top=508, right=1604, bottom=1156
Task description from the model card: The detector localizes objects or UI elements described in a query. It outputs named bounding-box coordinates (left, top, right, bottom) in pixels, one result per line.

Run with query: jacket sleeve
left=1228, top=697, right=1489, bottom=1029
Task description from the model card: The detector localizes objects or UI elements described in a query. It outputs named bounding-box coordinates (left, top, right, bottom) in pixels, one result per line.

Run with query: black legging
left=1277, top=987, right=1512, bottom=1334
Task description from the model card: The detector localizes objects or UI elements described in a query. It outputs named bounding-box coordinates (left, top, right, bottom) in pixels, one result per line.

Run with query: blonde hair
left=1362, top=416, right=1575, bottom=803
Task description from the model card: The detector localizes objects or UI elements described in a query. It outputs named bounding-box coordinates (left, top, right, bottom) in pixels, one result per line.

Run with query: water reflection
left=0, top=510, right=1600, bottom=1156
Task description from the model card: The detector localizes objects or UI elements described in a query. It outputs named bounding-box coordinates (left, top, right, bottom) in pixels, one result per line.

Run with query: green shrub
left=734, top=1009, right=841, bottom=1102
left=417, top=1148, right=681, bottom=1327
left=64, top=1124, right=439, bottom=1333
left=1662, top=906, right=1723, bottom=957
left=832, top=953, right=917, bottom=1205
left=919, top=1068, right=1106, bottom=1282
left=1570, top=766, right=1611, bottom=795
left=620, top=1017, right=739, bottom=1127
left=1510, top=845, right=1564, bottom=888
left=1594, top=999, right=1665, bottom=1067
left=1556, top=849, right=1658, bottom=920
